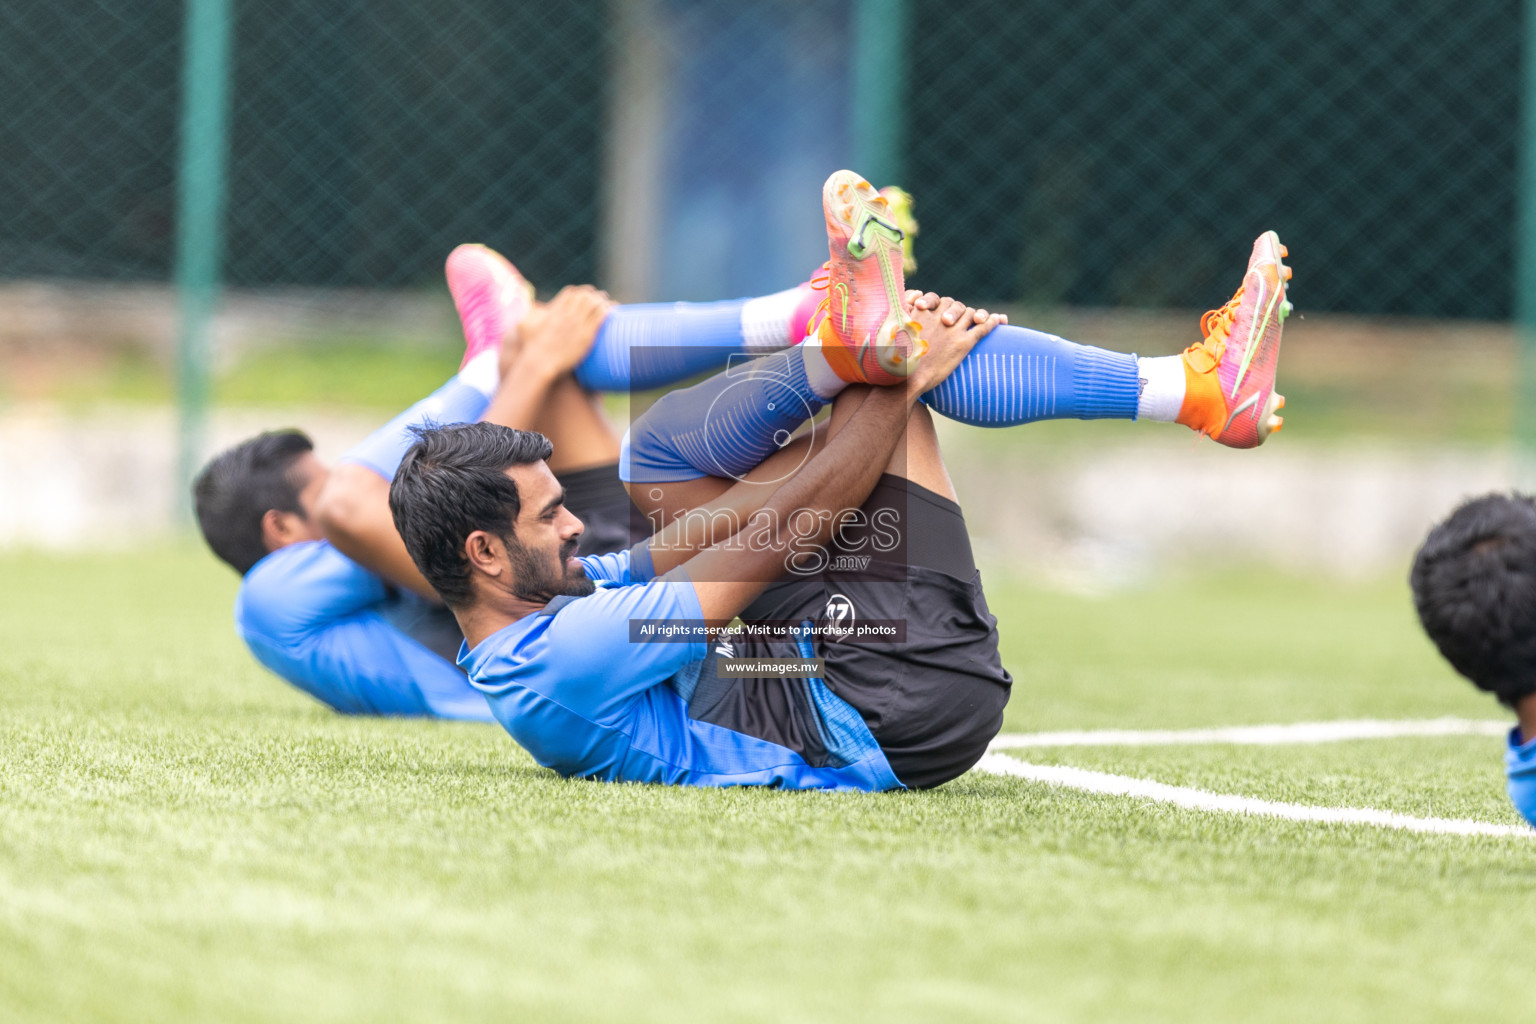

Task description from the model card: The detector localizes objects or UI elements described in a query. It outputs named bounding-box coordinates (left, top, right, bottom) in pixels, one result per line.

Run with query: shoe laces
left=804, top=261, right=833, bottom=337
left=1185, top=286, right=1242, bottom=371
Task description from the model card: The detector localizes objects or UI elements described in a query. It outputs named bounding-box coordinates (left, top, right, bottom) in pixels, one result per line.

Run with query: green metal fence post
left=1519, top=0, right=1536, bottom=479
left=174, top=0, right=234, bottom=519
left=850, top=0, right=909, bottom=187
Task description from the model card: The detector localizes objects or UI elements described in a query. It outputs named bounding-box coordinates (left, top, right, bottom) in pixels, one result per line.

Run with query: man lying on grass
left=191, top=280, right=625, bottom=720
left=386, top=169, right=1293, bottom=789
left=190, top=237, right=836, bottom=719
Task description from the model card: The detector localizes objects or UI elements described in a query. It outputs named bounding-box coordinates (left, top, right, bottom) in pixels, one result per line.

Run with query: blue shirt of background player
left=1506, top=728, right=1536, bottom=828
left=457, top=546, right=900, bottom=791
left=236, top=539, right=494, bottom=721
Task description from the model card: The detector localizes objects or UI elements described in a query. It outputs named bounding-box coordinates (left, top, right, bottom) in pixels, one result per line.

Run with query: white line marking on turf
left=972, top=755, right=1532, bottom=837
left=985, top=717, right=1509, bottom=750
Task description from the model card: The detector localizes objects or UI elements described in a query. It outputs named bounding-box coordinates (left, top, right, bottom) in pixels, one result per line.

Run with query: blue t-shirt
left=236, top=540, right=493, bottom=721
left=1506, top=727, right=1536, bottom=828
left=458, top=547, right=901, bottom=790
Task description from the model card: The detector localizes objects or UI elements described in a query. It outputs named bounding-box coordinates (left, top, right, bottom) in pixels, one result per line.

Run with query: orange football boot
left=1177, top=231, right=1293, bottom=448
left=809, top=170, right=926, bottom=386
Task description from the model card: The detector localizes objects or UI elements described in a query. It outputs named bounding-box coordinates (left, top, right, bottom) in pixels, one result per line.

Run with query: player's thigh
left=745, top=473, right=1009, bottom=787
left=625, top=427, right=822, bottom=528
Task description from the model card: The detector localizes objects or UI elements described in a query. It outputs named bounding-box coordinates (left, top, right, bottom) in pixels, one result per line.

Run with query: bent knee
left=315, top=462, right=390, bottom=536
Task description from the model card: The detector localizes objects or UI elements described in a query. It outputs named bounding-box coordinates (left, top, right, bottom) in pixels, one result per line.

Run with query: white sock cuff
left=800, top=337, right=849, bottom=401
left=1135, top=354, right=1186, bottom=423
left=741, top=287, right=806, bottom=352
left=457, top=349, right=501, bottom=399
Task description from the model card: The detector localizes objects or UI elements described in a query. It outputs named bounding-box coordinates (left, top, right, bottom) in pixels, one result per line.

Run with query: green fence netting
left=0, top=0, right=1524, bottom=317
left=907, top=0, right=1519, bottom=319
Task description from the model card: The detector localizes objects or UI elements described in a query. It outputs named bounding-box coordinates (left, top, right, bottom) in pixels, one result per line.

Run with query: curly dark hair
left=389, top=422, right=554, bottom=607
left=1411, top=492, right=1536, bottom=708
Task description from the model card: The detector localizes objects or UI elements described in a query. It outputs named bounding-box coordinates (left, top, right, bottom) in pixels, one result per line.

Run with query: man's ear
left=260, top=508, right=309, bottom=552
left=463, top=530, right=507, bottom=580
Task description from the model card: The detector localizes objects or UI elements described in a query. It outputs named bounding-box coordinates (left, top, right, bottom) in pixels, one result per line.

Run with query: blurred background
left=0, top=0, right=1528, bottom=585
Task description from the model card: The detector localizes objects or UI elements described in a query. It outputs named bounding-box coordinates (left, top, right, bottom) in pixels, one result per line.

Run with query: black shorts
left=559, top=462, right=650, bottom=557
left=688, top=475, right=1013, bottom=789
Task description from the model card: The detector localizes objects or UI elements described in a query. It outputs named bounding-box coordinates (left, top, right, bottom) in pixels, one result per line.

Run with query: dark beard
left=507, top=536, right=595, bottom=604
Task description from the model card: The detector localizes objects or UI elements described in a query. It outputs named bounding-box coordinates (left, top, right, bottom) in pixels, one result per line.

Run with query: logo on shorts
left=824, top=594, right=856, bottom=626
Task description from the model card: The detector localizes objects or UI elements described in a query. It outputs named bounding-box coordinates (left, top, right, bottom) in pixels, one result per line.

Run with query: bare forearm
left=683, top=387, right=916, bottom=621
left=317, top=464, right=441, bottom=601
left=760, top=387, right=911, bottom=553
left=328, top=505, right=440, bottom=601
left=643, top=432, right=815, bottom=575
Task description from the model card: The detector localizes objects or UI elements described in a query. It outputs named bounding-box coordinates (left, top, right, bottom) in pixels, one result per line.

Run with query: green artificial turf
left=11, top=339, right=468, bottom=413
left=1, top=546, right=1529, bottom=1024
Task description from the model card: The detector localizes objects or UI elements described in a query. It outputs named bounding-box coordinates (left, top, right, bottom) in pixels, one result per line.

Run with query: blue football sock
left=574, top=299, right=749, bottom=392
left=621, top=347, right=826, bottom=483
left=339, top=376, right=493, bottom=479
left=919, top=324, right=1141, bottom=427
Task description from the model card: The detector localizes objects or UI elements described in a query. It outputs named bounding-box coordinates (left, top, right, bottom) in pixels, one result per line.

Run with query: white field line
left=986, top=717, right=1509, bottom=750
left=972, top=755, right=1532, bottom=838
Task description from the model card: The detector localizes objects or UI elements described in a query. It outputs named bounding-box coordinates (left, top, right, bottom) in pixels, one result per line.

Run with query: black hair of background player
left=1412, top=492, right=1536, bottom=708
left=193, top=429, right=315, bottom=574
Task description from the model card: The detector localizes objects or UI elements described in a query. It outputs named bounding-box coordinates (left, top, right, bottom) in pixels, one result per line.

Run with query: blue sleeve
left=1506, top=728, right=1536, bottom=829
left=527, top=576, right=708, bottom=722
left=578, top=542, right=655, bottom=585
left=572, top=297, right=746, bottom=392
left=238, top=541, right=388, bottom=637
left=337, top=375, right=492, bottom=479
left=236, top=542, right=493, bottom=721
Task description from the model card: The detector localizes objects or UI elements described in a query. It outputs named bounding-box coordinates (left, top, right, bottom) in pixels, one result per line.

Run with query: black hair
left=389, top=422, right=554, bottom=607
left=192, top=430, right=316, bottom=574
left=1411, top=492, right=1536, bottom=708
